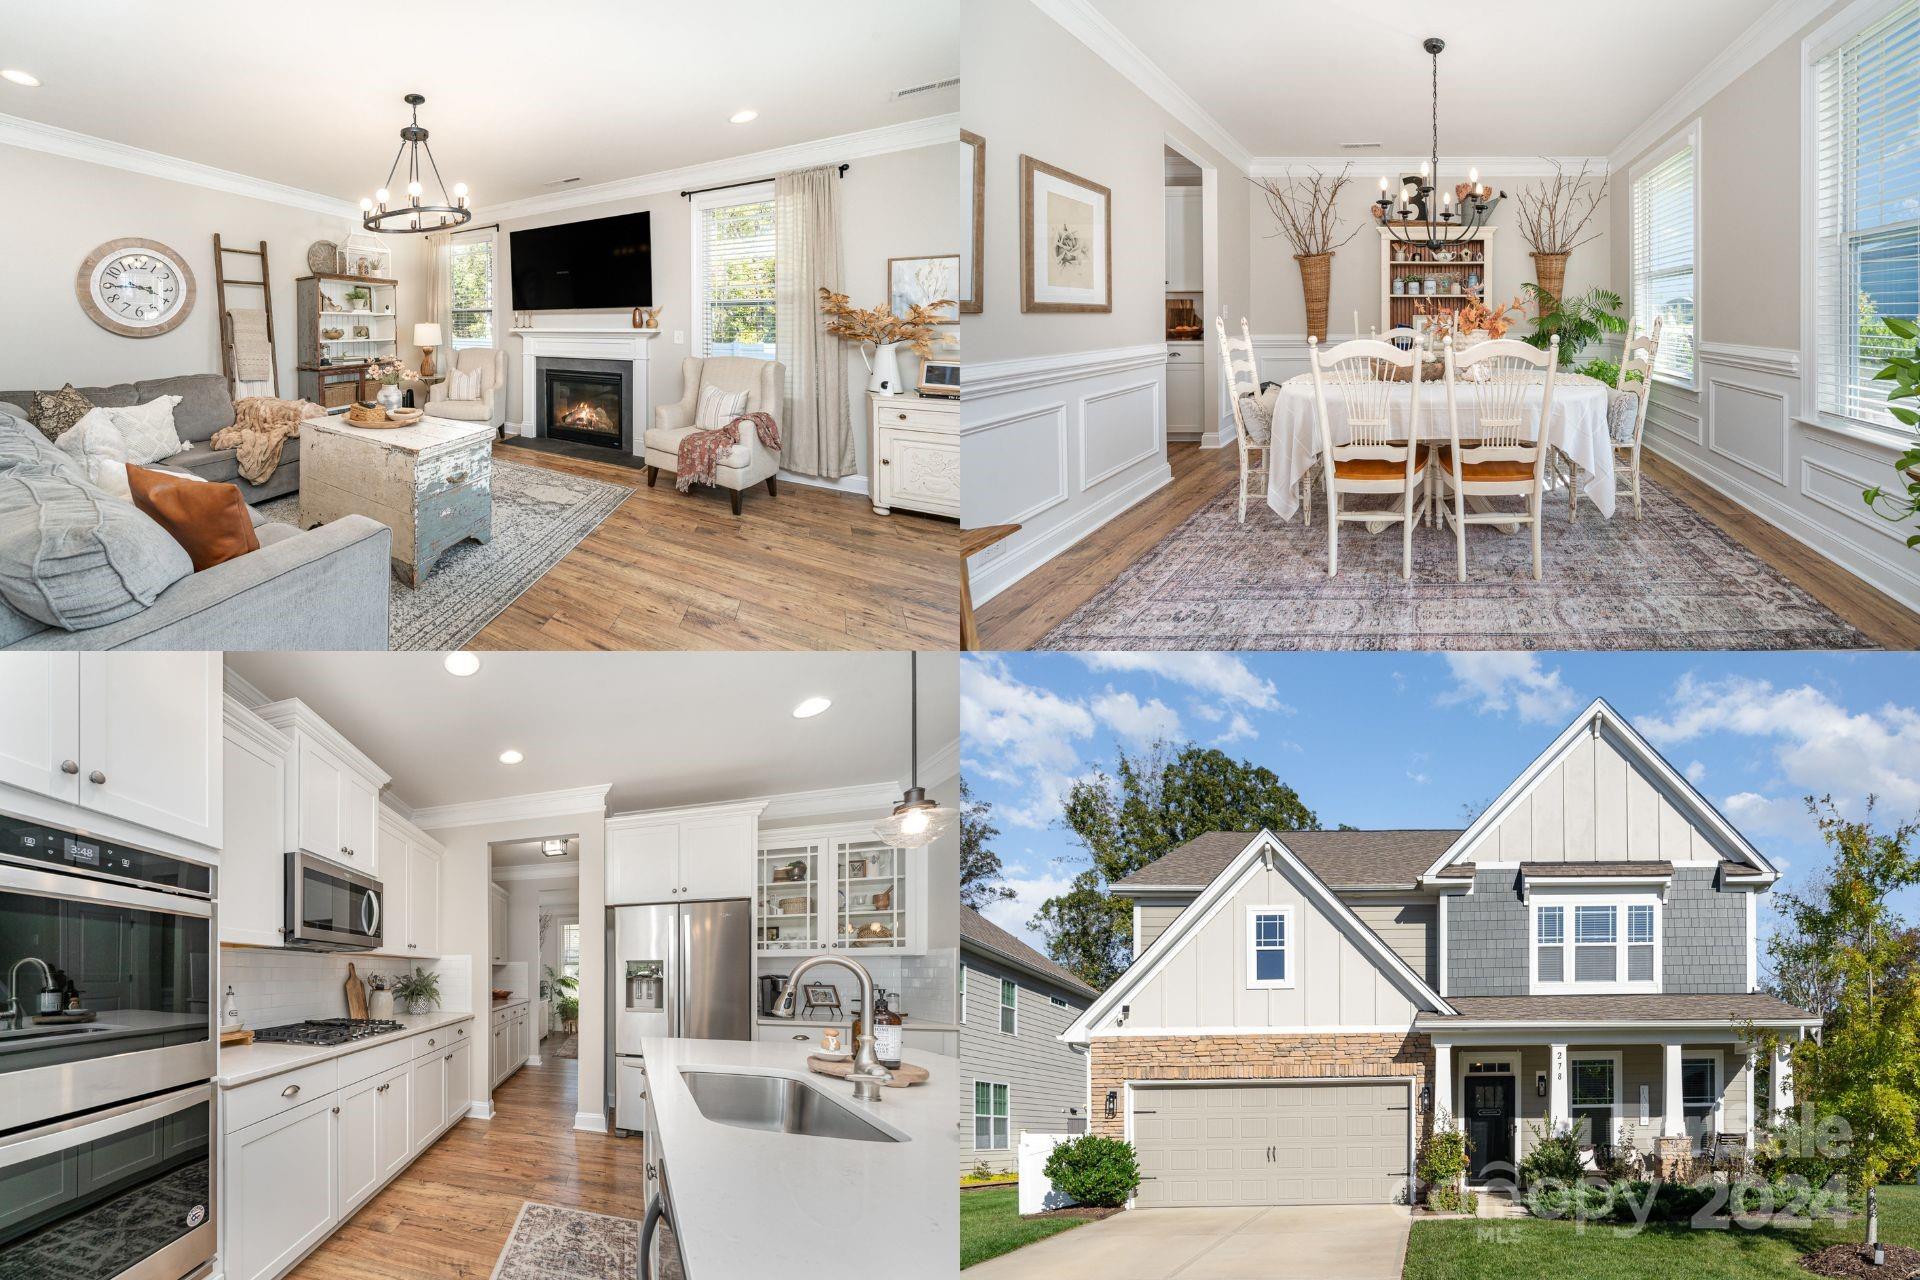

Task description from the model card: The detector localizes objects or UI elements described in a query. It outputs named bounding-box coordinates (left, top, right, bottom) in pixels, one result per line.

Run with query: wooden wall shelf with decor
left=294, top=272, right=400, bottom=407
left=1376, top=225, right=1496, bottom=336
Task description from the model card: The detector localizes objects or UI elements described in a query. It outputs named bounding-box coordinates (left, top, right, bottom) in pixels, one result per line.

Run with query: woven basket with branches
left=1515, top=159, right=1608, bottom=257
left=1254, top=166, right=1360, bottom=341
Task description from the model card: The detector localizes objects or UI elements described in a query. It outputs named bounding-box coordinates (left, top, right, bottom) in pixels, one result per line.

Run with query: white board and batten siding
left=1116, top=864, right=1419, bottom=1033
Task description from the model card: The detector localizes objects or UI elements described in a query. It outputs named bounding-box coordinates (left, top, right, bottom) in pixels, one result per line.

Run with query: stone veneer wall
left=1088, top=1033, right=1434, bottom=1140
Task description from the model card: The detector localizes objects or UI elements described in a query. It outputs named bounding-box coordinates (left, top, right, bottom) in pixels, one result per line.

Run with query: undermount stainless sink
left=679, top=1070, right=901, bottom=1143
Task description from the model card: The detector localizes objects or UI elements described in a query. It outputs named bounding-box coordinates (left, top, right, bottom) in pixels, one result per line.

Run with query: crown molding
left=919, top=738, right=961, bottom=786
left=482, top=114, right=958, bottom=223
left=1249, top=155, right=1610, bottom=179
left=1028, top=0, right=1252, bottom=173
left=412, top=784, right=613, bottom=830
left=758, top=781, right=902, bottom=822
left=221, top=666, right=270, bottom=710
left=1607, top=0, right=1832, bottom=169
left=0, top=112, right=358, bottom=217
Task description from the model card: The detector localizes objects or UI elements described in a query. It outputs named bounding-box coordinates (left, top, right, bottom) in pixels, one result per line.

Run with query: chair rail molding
left=963, top=344, right=1172, bottom=605
left=1695, top=343, right=1800, bottom=378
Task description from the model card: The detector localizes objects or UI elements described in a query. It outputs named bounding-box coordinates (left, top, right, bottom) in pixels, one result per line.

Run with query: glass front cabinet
left=754, top=825, right=922, bottom=954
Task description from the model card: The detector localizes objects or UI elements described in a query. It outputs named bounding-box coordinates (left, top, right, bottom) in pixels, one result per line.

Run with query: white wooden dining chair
left=1307, top=336, right=1428, bottom=578
left=1569, top=317, right=1663, bottom=520
left=1216, top=315, right=1281, bottom=524
left=1438, top=335, right=1559, bottom=581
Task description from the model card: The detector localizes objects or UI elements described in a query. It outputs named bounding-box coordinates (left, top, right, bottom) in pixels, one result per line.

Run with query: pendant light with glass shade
left=872, top=653, right=956, bottom=849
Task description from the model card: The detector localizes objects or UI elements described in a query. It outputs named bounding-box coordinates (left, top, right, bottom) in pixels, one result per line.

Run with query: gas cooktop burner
left=252, top=1018, right=406, bottom=1047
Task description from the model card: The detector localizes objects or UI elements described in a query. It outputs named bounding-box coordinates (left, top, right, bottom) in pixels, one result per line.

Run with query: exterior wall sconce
left=1536, top=1072, right=1549, bottom=1097
left=1105, top=1090, right=1118, bottom=1119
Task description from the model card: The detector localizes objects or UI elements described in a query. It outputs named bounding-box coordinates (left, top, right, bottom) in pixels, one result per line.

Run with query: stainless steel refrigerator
left=609, top=898, right=752, bottom=1133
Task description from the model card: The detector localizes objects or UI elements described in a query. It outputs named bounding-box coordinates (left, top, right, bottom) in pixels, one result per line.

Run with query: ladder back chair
left=1570, top=316, right=1663, bottom=521
left=1438, top=336, right=1559, bottom=581
left=1307, top=336, right=1429, bottom=578
left=1216, top=316, right=1279, bottom=523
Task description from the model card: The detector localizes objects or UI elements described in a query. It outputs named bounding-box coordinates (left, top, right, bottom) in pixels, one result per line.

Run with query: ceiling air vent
left=542, top=177, right=582, bottom=187
left=1341, top=142, right=1384, bottom=150
left=892, top=76, right=959, bottom=101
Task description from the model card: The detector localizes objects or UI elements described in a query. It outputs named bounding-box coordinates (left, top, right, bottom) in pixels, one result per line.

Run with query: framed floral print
left=1020, top=155, right=1111, bottom=314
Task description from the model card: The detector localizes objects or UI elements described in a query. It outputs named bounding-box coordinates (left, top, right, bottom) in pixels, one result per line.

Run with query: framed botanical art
left=888, top=254, right=960, bottom=325
left=1020, top=155, right=1111, bottom=313
left=960, top=130, right=984, bottom=314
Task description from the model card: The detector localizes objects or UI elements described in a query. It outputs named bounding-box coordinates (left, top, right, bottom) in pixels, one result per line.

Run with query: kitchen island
left=639, top=1035, right=956, bottom=1279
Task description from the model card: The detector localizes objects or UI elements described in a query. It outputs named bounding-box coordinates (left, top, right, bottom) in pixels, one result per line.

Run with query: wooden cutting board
left=807, top=1054, right=929, bottom=1088
left=344, top=962, right=367, bottom=1020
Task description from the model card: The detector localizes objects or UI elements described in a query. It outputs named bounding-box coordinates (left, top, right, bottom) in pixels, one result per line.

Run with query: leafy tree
left=1760, top=798, right=1920, bottom=1255
left=1033, top=743, right=1319, bottom=989
left=959, top=777, right=1015, bottom=911
left=1860, top=310, right=1920, bottom=546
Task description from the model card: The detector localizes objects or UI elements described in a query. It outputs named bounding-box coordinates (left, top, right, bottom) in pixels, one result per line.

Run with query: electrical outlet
left=673, top=329, right=685, bottom=344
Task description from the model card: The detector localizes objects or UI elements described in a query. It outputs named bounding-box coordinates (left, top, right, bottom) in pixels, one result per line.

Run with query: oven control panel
left=0, top=816, right=212, bottom=896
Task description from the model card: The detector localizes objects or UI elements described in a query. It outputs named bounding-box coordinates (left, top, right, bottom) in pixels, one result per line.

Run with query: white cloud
left=1214, top=712, right=1258, bottom=745
left=979, top=863, right=1078, bottom=951
left=961, top=656, right=1098, bottom=828
left=1435, top=653, right=1580, bottom=724
left=1721, top=791, right=1810, bottom=838
left=1073, top=652, right=1289, bottom=711
left=1192, top=702, right=1226, bottom=723
left=1091, top=688, right=1183, bottom=748
left=1685, top=760, right=1708, bottom=784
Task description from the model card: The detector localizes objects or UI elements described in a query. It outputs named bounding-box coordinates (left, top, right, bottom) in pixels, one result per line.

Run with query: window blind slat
left=1632, top=142, right=1697, bottom=383
left=694, top=196, right=776, bottom=359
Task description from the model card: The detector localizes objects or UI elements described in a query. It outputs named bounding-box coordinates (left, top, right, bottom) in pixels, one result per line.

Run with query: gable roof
left=1419, top=697, right=1779, bottom=883
left=1063, top=830, right=1455, bottom=1044
left=960, top=905, right=1098, bottom=1002
left=1114, top=829, right=1463, bottom=893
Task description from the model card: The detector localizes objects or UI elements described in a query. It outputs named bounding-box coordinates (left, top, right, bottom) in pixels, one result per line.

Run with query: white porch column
left=1432, top=1040, right=1454, bottom=1123
left=1771, top=1040, right=1795, bottom=1120
left=1661, top=1040, right=1686, bottom=1137
left=1547, top=1042, right=1569, bottom=1133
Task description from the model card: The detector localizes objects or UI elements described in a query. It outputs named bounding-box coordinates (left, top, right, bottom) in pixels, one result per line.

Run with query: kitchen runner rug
left=490, top=1201, right=657, bottom=1280
left=258, top=458, right=633, bottom=651
left=1035, top=475, right=1873, bottom=651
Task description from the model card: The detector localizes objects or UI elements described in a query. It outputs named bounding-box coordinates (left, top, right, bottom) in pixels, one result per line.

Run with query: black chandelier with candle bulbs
left=1373, top=38, right=1502, bottom=252
left=361, top=94, right=471, bottom=235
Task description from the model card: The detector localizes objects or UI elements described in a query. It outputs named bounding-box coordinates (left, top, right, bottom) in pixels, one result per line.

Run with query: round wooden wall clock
left=77, top=237, right=196, bottom=337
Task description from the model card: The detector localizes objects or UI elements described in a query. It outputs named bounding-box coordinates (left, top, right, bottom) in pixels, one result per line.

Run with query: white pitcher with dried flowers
left=1254, top=166, right=1362, bottom=341
left=817, top=288, right=954, bottom=395
left=363, top=355, right=419, bottom=415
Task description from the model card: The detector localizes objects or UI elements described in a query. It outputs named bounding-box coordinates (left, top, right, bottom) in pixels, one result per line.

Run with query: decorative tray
left=344, top=403, right=423, bottom=429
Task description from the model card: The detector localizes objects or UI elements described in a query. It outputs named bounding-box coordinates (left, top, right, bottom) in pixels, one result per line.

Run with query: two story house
left=1061, top=698, right=1820, bottom=1208
left=960, top=905, right=1098, bottom=1175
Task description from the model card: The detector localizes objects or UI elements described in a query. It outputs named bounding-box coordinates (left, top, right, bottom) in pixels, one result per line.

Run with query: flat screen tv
left=510, top=211, right=652, bottom=311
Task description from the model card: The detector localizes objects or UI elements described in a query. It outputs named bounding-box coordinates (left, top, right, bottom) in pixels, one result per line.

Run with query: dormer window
left=1531, top=894, right=1660, bottom=994
left=1246, top=906, right=1294, bottom=989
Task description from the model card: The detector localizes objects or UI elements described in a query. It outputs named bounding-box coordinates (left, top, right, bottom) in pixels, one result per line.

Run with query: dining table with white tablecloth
left=1258, top=371, right=1618, bottom=521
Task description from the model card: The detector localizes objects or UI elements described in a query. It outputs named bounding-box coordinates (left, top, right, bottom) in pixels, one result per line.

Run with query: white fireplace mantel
left=511, top=327, right=659, bottom=455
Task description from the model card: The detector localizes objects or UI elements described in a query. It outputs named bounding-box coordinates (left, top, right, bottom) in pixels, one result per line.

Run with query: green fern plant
left=1521, top=284, right=1628, bottom=368
left=1861, top=315, right=1920, bottom=545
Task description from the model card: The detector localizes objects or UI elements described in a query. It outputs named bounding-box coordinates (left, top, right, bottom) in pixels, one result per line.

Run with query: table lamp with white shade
left=414, top=323, right=443, bottom=378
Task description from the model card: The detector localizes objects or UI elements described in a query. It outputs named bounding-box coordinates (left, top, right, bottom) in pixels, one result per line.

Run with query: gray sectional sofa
left=0, top=395, right=391, bottom=650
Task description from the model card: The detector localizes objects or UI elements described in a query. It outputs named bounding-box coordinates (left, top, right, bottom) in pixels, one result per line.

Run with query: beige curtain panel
left=423, top=230, right=454, bottom=350
left=775, top=165, right=853, bottom=480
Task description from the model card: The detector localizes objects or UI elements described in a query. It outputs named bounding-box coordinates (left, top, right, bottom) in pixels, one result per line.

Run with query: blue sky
left=961, top=652, right=1920, bottom=966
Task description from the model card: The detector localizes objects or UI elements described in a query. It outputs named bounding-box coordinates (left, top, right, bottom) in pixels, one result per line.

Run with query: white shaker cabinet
left=606, top=801, right=764, bottom=904
left=257, top=698, right=391, bottom=873
left=219, top=700, right=291, bottom=948
left=1165, top=187, right=1203, bottom=291
left=408, top=838, right=443, bottom=957
left=444, top=1038, right=472, bottom=1126
left=1166, top=342, right=1204, bottom=437
left=336, top=1072, right=383, bottom=1218
left=0, top=654, right=80, bottom=803
left=222, top=1095, right=339, bottom=1280
left=378, top=808, right=445, bottom=959
left=374, top=1063, right=413, bottom=1185
left=489, top=883, right=507, bottom=963
left=408, top=1051, right=447, bottom=1156
left=605, top=821, right=680, bottom=903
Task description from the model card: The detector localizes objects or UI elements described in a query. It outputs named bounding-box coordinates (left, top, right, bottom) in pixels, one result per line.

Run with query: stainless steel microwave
left=284, top=852, right=383, bottom=951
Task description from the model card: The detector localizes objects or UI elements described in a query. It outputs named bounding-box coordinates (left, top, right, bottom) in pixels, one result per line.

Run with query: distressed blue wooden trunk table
left=298, top=414, right=495, bottom=587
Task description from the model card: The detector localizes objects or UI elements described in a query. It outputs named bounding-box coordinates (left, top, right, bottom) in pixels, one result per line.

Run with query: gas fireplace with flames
left=542, top=365, right=630, bottom=450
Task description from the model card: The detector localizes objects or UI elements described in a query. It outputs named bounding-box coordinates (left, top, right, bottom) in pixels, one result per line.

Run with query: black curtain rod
left=681, top=163, right=847, bottom=200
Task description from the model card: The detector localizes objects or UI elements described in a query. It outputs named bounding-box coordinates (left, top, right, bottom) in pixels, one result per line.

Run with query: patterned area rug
left=258, top=459, right=632, bottom=651
left=1037, top=476, right=1874, bottom=651
left=490, top=1202, right=650, bottom=1280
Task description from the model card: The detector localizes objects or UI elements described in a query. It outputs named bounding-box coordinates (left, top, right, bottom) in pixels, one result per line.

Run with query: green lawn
left=960, top=1186, right=1092, bottom=1269
left=1403, top=1184, right=1920, bottom=1280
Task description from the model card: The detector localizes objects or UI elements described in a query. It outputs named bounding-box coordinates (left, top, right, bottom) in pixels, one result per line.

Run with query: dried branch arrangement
left=1412, top=293, right=1528, bottom=342
left=1253, top=165, right=1363, bottom=257
left=1514, top=159, right=1609, bottom=255
left=817, top=287, right=956, bottom=358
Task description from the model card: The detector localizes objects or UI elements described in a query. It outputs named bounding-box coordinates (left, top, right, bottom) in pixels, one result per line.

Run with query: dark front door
left=1464, top=1075, right=1515, bottom=1180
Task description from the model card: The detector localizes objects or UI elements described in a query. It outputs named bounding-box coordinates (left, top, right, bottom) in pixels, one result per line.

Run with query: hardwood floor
left=289, top=1057, right=642, bottom=1280
left=473, top=443, right=960, bottom=651
left=973, top=443, right=1920, bottom=650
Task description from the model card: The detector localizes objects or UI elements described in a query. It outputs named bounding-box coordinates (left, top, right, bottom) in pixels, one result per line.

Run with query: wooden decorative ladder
left=213, top=234, right=279, bottom=398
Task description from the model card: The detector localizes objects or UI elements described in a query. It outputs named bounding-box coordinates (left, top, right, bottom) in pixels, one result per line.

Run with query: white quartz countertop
left=216, top=1010, right=475, bottom=1088
left=640, top=1036, right=956, bottom=1279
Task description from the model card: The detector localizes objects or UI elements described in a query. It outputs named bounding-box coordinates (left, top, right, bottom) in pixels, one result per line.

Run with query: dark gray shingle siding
left=1663, top=867, right=1747, bottom=993
left=1446, top=868, right=1528, bottom=995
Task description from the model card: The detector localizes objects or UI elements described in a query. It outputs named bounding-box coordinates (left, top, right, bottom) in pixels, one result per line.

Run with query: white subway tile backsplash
left=218, top=948, right=471, bottom=1028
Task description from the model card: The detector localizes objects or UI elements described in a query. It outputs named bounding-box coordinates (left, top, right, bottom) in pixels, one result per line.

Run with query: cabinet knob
left=881, top=458, right=891, bottom=465
left=446, top=1052, right=455, bottom=1062
left=897, top=412, right=907, bottom=421
left=428, top=1038, right=436, bottom=1047
left=1169, top=351, right=1182, bottom=359
left=331, top=1106, right=340, bottom=1115
left=89, top=770, right=106, bottom=785
left=60, top=760, right=78, bottom=775
left=281, top=1084, right=300, bottom=1098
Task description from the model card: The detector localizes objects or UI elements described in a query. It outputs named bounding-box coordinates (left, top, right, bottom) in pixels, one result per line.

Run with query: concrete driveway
left=966, top=1204, right=1412, bottom=1279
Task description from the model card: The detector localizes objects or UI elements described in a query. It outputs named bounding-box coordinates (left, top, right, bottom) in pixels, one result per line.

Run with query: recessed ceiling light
left=1, top=69, right=41, bottom=88
left=540, top=839, right=567, bottom=858
left=792, top=696, right=832, bottom=719
left=498, top=749, right=524, bottom=765
left=443, top=652, right=480, bottom=677
left=730, top=109, right=758, bottom=124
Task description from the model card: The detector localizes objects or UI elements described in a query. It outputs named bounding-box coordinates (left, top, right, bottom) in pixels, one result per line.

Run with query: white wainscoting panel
left=1641, top=343, right=1920, bottom=615
left=963, top=344, right=1171, bottom=605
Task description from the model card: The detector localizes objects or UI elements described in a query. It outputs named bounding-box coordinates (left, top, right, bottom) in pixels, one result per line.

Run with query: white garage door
left=1131, top=1082, right=1410, bottom=1208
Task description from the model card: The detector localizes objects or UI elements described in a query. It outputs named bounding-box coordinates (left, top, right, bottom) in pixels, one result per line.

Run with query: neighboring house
left=959, top=905, right=1099, bottom=1175
left=1062, top=699, right=1820, bottom=1209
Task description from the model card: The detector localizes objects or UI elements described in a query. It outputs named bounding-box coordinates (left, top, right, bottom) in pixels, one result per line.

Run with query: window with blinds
left=449, top=234, right=495, bottom=350
left=693, top=184, right=776, bottom=359
left=1631, top=131, right=1698, bottom=384
left=1812, top=0, right=1920, bottom=426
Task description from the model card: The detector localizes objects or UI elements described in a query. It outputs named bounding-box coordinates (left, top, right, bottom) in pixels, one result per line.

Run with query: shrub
left=1417, top=1113, right=1472, bottom=1206
left=1426, top=1184, right=1479, bottom=1214
left=1042, top=1134, right=1141, bottom=1208
left=1519, top=1125, right=1584, bottom=1188
left=1755, top=1118, right=1845, bottom=1189
left=1525, top=1179, right=1613, bottom=1220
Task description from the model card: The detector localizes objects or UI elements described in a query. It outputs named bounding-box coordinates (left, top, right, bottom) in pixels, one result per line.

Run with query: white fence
left=1018, top=1132, right=1080, bottom=1214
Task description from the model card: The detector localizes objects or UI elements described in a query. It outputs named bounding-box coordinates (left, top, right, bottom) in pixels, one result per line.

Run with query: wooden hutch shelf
left=1377, top=224, right=1496, bottom=336
left=294, top=265, right=400, bottom=409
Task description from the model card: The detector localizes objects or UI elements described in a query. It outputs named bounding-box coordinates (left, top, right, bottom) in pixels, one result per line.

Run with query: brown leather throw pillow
left=126, top=465, right=260, bottom=573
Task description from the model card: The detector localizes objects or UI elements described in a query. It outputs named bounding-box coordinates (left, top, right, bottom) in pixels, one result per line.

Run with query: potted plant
left=1521, top=285, right=1626, bottom=368
left=817, top=288, right=953, bottom=396
left=344, top=285, right=371, bottom=312
left=391, top=967, right=441, bottom=1015
left=1514, top=159, right=1608, bottom=306
left=1861, top=314, right=1920, bottom=542
left=1254, top=166, right=1362, bottom=342
left=556, top=993, right=580, bottom=1034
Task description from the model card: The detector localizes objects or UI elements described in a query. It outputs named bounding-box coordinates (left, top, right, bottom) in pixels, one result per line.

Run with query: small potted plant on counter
left=392, top=967, right=441, bottom=1015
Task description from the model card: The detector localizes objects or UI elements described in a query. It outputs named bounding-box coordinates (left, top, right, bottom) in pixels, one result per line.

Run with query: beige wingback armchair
left=645, top=356, right=784, bottom=514
left=426, top=347, right=506, bottom=432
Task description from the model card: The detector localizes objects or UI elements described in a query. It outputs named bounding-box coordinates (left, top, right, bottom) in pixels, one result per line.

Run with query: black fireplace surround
left=536, top=356, right=633, bottom=452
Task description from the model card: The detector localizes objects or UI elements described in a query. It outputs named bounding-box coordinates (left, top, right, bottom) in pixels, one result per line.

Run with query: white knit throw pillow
left=107, top=395, right=185, bottom=465
left=695, top=385, right=748, bottom=429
